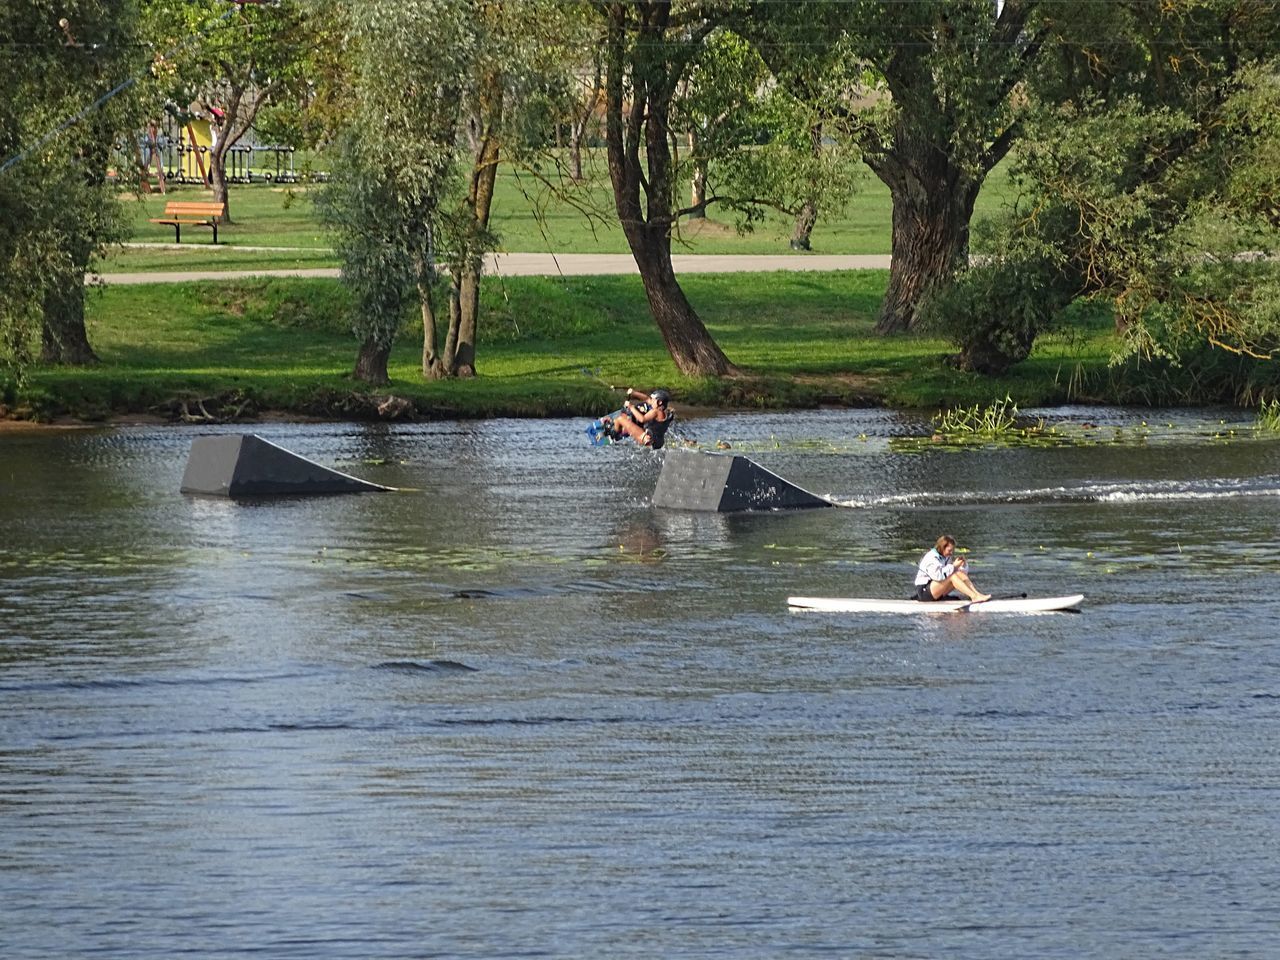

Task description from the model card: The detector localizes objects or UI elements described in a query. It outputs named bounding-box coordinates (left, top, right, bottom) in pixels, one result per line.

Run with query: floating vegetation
left=892, top=396, right=1074, bottom=451
left=703, top=436, right=866, bottom=454
left=888, top=396, right=1268, bottom=452
left=932, top=395, right=1021, bottom=436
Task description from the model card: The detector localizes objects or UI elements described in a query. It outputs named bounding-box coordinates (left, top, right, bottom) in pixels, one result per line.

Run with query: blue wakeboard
left=586, top=408, right=626, bottom=446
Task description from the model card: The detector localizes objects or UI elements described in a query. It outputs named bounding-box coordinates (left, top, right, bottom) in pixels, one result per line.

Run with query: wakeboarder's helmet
left=650, top=389, right=671, bottom=407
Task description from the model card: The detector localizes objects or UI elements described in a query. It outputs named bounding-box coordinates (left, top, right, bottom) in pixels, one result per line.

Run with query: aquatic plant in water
left=931, top=395, right=1020, bottom=436
left=1256, top=398, right=1280, bottom=432
left=892, top=395, right=1075, bottom=451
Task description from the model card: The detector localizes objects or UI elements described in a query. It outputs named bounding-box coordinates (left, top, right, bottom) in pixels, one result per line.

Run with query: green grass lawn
left=102, top=154, right=1018, bottom=272
left=8, top=271, right=1125, bottom=422
left=16, top=154, right=1265, bottom=423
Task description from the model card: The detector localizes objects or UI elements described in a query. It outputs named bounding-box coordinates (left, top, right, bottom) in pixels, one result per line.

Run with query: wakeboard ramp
left=180, top=434, right=393, bottom=497
left=652, top=449, right=833, bottom=512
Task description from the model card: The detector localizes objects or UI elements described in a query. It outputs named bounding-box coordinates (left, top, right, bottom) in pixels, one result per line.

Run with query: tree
left=433, top=0, right=570, bottom=380
left=143, top=0, right=315, bottom=220
left=755, top=0, right=1050, bottom=334
left=315, top=0, right=472, bottom=385
left=706, top=70, right=862, bottom=252
left=673, top=28, right=766, bottom=219
left=595, top=0, right=744, bottom=377
left=1, top=0, right=145, bottom=372
left=950, top=1, right=1280, bottom=374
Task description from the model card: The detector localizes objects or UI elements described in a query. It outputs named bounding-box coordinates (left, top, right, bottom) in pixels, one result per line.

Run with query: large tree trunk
left=353, top=337, right=390, bottom=384
left=43, top=122, right=107, bottom=366
left=602, top=1, right=737, bottom=378
left=873, top=159, right=981, bottom=334
left=630, top=227, right=737, bottom=376
left=41, top=281, right=98, bottom=365
left=453, top=268, right=482, bottom=378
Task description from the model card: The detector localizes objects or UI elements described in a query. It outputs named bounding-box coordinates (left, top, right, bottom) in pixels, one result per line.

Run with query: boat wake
left=834, top=475, right=1280, bottom=508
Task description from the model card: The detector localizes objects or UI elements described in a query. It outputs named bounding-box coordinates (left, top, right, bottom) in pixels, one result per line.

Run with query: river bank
left=5, top=270, right=1274, bottom=425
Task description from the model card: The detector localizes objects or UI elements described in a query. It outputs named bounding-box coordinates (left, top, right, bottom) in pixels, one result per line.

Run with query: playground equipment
left=136, top=113, right=306, bottom=191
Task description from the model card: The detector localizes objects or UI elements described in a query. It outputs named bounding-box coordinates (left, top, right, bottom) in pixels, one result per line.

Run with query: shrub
left=923, top=258, right=1073, bottom=375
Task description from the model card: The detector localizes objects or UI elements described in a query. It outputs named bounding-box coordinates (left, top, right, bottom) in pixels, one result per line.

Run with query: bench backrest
left=162, top=201, right=226, bottom=218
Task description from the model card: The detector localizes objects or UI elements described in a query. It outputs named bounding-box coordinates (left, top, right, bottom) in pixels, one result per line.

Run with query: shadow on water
left=372, top=659, right=478, bottom=674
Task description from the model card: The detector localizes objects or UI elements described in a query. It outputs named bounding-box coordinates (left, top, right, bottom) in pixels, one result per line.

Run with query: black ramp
left=181, top=434, right=393, bottom=497
left=651, top=449, right=833, bottom=512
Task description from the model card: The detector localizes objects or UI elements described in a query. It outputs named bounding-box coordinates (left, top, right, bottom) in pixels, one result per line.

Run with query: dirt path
left=96, top=252, right=892, bottom=285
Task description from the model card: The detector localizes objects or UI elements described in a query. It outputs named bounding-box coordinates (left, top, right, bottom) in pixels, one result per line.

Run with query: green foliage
left=1, top=0, right=147, bottom=376
left=140, top=0, right=318, bottom=146
left=314, top=133, right=421, bottom=351
left=314, top=0, right=476, bottom=360
left=1256, top=399, right=1280, bottom=432
left=989, top=5, right=1280, bottom=367
left=920, top=254, right=1076, bottom=376
left=931, top=396, right=1019, bottom=437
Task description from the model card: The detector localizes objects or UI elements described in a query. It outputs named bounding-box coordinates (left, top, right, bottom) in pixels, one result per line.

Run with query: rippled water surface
left=3, top=409, right=1280, bottom=958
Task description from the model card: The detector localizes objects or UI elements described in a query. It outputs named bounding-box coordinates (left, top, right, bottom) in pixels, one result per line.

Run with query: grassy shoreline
left=10, top=165, right=1275, bottom=423
left=4, top=269, right=1219, bottom=426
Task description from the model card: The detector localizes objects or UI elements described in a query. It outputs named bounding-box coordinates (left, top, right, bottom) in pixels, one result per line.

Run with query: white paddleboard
left=787, top=594, right=1084, bottom=614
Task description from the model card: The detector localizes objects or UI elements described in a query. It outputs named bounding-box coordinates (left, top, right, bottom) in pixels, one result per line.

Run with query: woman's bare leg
left=930, top=573, right=991, bottom=602
left=611, top=415, right=650, bottom=444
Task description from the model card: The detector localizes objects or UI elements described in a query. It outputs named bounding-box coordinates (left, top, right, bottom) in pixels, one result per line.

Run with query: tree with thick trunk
left=3, top=5, right=142, bottom=370
left=41, top=280, right=98, bottom=366
left=755, top=0, right=1046, bottom=333
left=40, top=118, right=116, bottom=366
left=599, top=0, right=737, bottom=377
left=868, top=144, right=985, bottom=334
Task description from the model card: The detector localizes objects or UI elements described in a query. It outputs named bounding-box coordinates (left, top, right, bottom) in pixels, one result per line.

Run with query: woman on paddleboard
left=914, top=535, right=991, bottom=603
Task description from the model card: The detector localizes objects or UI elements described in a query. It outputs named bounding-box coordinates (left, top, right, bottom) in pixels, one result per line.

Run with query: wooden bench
left=149, top=201, right=227, bottom=244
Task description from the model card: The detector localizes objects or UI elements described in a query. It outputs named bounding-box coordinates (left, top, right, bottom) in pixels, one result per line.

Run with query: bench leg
left=211, top=222, right=218, bottom=244
left=171, top=223, right=181, bottom=243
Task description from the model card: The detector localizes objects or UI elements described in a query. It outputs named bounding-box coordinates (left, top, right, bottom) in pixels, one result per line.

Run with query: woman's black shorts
left=914, top=582, right=939, bottom=602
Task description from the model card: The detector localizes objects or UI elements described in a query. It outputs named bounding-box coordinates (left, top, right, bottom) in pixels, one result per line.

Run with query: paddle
left=954, top=592, right=1028, bottom=611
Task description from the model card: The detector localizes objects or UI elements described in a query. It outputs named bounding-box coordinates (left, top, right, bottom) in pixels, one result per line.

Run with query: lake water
left=3, top=408, right=1279, bottom=959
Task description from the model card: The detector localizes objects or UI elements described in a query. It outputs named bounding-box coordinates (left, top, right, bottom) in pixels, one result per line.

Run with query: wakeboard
left=585, top=408, right=626, bottom=446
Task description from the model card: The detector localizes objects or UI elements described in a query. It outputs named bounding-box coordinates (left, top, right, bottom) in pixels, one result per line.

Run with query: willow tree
left=595, top=0, right=743, bottom=377
left=0, top=0, right=144, bottom=372
left=316, top=0, right=472, bottom=385
left=754, top=0, right=1051, bottom=334
left=947, top=1, right=1280, bottom=378
left=434, top=0, right=569, bottom=380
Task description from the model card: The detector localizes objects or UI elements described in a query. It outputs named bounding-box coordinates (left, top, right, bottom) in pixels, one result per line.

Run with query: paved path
left=97, top=252, right=892, bottom=285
